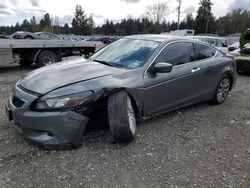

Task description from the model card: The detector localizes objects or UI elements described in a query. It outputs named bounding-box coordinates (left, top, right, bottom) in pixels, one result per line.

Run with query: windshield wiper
left=92, top=59, right=113, bottom=67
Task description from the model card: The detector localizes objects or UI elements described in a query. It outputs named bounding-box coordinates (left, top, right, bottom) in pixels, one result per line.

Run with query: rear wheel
left=36, top=50, right=57, bottom=67
left=211, top=75, right=231, bottom=104
left=108, top=91, right=136, bottom=143
left=24, top=35, right=33, bottom=39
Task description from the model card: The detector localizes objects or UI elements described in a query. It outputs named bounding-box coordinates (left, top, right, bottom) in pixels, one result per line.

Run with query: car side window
left=48, top=34, right=58, bottom=40
left=39, top=33, right=49, bottom=39
left=194, top=43, right=216, bottom=60
left=155, top=42, right=195, bottom=66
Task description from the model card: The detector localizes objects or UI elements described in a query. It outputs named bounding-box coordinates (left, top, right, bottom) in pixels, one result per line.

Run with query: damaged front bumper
left=6, top=85, right=89, bottom=147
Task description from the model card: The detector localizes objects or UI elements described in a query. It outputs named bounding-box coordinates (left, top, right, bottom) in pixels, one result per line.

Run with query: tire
left=108, top=91, right=136, bottom=143
left=19, top=59, right=33, bottom=67
left=211, top=75, right=231, bottom=105
left=24, top=35, right=33, bottom=39
left=36, top=50, right=57, bottom=67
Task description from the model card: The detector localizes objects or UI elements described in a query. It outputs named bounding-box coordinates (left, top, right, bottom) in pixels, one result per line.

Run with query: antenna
left=177, top=0, right=182, bottom=30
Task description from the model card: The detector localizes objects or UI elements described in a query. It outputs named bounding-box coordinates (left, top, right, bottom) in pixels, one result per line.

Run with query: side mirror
left=153, top=62, right=173, bottom=73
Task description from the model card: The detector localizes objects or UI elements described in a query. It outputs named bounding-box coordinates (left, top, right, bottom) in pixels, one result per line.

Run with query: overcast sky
left=0, top=0, right=249, bottom=26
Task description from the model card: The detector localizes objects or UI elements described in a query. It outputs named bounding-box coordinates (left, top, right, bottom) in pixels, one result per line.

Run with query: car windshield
left=90, top=38, right=159, bottom=69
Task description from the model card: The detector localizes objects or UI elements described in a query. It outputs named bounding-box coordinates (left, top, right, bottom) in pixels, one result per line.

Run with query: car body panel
left=12, top=31, right=62, bottom=40
left=20, top=60, right=126, bottom=94
left=143, top=61, right=202, bottom=116
left=6, top=35, right=237, bottom=146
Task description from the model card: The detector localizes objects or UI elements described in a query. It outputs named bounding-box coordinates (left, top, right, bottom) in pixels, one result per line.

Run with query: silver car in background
left=6, top=35, right=237, bottom=149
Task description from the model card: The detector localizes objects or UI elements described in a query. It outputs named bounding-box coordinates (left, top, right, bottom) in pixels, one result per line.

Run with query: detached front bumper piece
left=6, top=85, right=89, bottom=148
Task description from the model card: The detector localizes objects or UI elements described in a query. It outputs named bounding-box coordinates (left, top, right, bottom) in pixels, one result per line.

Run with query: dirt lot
left=0, top=63, right=250, bottom=188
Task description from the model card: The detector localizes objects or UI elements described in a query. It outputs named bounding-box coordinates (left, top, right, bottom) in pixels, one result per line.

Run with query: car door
left=193, top=43, right=220, bottom=101
left=143, top=41, right=202, bottom=117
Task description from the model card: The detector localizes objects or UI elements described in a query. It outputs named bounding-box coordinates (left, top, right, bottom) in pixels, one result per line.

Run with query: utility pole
left=90, top=14, right=94, bottom=37
left=206, top=19, right=209, bottom=34
left=177, top=0, right=182, bottom=30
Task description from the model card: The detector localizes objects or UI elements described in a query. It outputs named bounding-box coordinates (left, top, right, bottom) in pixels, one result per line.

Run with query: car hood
left=20, top=59, right=123, bottom=95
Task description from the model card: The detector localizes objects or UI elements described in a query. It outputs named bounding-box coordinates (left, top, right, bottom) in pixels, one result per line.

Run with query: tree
left=179, top=21, right=187, bottom=29
left=145, top=2, right=169, bottom=24
left=170, top=21, right=177, bottom=31
left=53, top=16, right=60, bottom=34
left=216, top=9, right=250, bottom=35
left=21, top=19, right=31, bottom=31
left=40, top=13, right=52, bottom=32
left=186, top=13, right=195, bottom=30
left=71, top=5, right=91, bottom=35
left=195, top=0, right=216, bottom=34
left=63, top=23, right=71, bottom=34
left=14, top=22, right=21, bottom=32
left=30, top=16, right=37, bottom=32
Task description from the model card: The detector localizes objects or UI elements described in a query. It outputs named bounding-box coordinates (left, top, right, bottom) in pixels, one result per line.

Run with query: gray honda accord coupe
left=6, top=34, right=237, bottom=148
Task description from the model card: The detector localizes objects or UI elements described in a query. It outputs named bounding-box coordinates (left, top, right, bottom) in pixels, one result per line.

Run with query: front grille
left=12, top=96, right=25, bottom=108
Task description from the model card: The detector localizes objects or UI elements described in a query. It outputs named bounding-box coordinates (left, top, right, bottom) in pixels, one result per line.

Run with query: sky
left=0, top=0, right=249, bottom=26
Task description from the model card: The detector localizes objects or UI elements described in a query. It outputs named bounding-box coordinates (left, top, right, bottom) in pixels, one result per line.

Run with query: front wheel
left=211, top=76, right=231, bottom=104
left=108, top=91, right=136, bottom=143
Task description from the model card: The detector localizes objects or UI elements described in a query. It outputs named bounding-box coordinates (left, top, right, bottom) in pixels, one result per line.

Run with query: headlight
left=34, top=91, right=93, bottom=110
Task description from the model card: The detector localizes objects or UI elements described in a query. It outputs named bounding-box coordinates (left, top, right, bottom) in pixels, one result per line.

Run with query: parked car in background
left=12, top=31, right=39, bottom=39
left=188, top=36, right=228, bottom=53
left=235, top=55, right=250, bottom=73
left=162, top=29, right=195, bottom=36
left=60, top=34, right=85, bottom=41
left=12, top=31, right=62, bottom=40
left=233, top=30, right=250, bottom=73
left=35, top=32, right=62, bottom=40
left=90, top=36, right=121, bottom=44
left=0, top=36, right=8, bottom=39
left=240, top=43, right=250, bottom=54
left=234, top=43, right=250, bottom=73
left=228, top=42, right=240, bottom=51
left=6, top=34, right=237, bottom=149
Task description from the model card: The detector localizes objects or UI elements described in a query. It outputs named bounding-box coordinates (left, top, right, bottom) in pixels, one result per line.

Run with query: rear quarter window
left=194, top=43, right=216, bottom=60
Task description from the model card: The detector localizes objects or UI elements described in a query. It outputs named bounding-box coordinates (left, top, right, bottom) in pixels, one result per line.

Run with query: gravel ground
left=0, top=63, right=250, bottom=188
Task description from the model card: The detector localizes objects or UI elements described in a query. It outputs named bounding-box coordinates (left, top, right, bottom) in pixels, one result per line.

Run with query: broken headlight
left=34, top=91, right=93, bottom=110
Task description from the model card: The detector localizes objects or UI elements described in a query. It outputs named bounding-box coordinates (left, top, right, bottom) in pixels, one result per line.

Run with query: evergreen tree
left=186, top=13, right=195, bottom=30
left=40, top=13, right=52, bottom=32
left=14, top=22, right=21, bottom=32
left=71, top=5, right=91, bottom=35
left=63, top=23, right=71, bottom=34
left=179, top=21, right=187, bottom=29
left=216, top=9, right=250, bottom=35
left=195, top=0, right=216, bottom=34
left=30, top=16, right=37, bottom=32
left=21, top=19, right=31, bottom=31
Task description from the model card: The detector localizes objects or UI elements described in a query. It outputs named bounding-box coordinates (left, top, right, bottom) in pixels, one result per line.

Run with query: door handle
left=191, top=67, right=201, bottom=73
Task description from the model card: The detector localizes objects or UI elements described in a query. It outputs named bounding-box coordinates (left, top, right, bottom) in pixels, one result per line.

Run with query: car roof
left=124, top=34, right=219, bottom=50
left=125, top=34, right=189, bottom=43
left=188, top=35, right=225, bottom=40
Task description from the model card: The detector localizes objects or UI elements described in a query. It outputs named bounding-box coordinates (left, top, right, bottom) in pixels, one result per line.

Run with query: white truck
left=161, top=29, right=195, bottom=36
left=0, top=39, right=103, bottom=67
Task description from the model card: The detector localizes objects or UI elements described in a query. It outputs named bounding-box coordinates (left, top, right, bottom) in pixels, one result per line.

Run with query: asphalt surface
left=0, top=63, right=250, bottom=188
